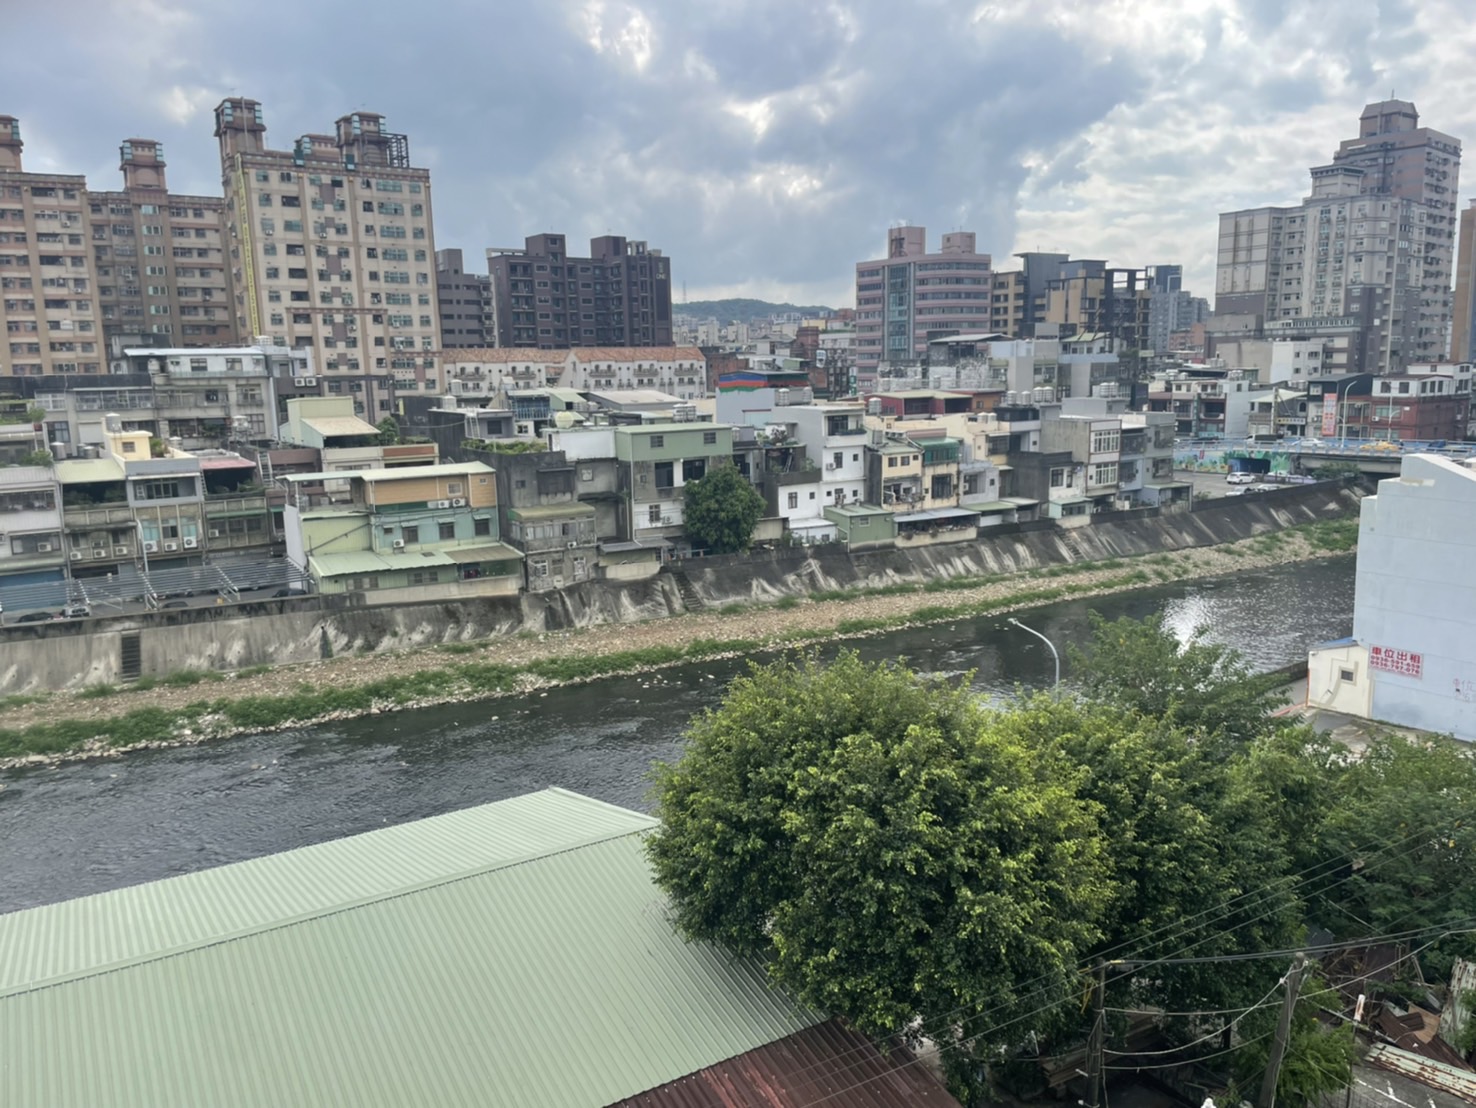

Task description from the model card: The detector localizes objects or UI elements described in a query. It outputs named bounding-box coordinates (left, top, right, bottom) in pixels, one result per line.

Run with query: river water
left=0, top=556, right=1355, bottom=913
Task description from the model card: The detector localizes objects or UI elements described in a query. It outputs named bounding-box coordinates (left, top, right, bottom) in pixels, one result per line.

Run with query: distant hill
left=674, top=298, right=836, bottom=323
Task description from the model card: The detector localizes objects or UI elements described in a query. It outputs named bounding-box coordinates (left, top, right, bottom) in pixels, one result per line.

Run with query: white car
left=1226, top=472, right=1255, bottom=484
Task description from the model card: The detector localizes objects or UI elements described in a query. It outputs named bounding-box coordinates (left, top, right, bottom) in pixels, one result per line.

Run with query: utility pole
left=1086, top=962, right=1106, bottom=1108
left=1258, top=955, right=1305, bottom=1108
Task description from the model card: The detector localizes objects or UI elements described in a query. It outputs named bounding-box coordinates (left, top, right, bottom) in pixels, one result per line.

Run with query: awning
left=788, top=516, right=833, bottom=531
left=1002, top=496, right=1038, bottom=507
left=199, top=456, right=257, bottom=471
left=1142, top=480, right=1192, bottom=489
left=508, top=504, right=595, bottom=521
left=965, top=500, right=1016, bottom=512
left=599, top=538, right=671, bottom=554
left=443, top=543, right=524, bottom=563
left=892, top=507, right=981, bottom=524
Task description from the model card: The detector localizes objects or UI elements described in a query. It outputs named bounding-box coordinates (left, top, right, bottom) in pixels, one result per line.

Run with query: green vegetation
left=1303, top=517, right=1358, bottom=552
left=675, top=297, right=834, bottom=324
left=17, top=449, right=53, bottom=468
left=1311, top=461, right=1361, bottom=480
left=681, top=462, right=766, bottom=554
left=648, top=617, right=1476, bottom=1103
left=375, top=415, right=400, bottom=445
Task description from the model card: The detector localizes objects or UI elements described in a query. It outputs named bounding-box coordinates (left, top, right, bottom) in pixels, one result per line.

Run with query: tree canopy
left=647, top=653, right=1112, bottom=1089
left=680, top=462, right=765, bottom=554
left=650, top=617, right=1476, bottom=1103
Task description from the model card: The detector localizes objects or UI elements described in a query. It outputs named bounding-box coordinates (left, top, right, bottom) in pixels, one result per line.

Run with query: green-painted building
left=612, top=422, right=735, bottom=548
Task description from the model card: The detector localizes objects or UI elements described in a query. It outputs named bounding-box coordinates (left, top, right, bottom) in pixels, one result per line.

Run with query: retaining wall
left=0, top=483, right=1360, bottom=693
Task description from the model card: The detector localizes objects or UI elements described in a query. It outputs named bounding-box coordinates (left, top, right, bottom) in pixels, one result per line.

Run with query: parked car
left=1226, top=472, right=1255, bottom=484
left=15, top=611, right=55, bottom=623
left=272, top=587, right=306, bottom=599
left=1249, top=483, right=1280, bottom=493
left=161, top=600, right=189, bottom=610
left=60, top=604, right=91, bottom=619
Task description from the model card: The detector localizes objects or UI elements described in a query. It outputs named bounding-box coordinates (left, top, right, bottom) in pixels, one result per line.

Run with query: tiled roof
left=608, top=1019, right=962, bottom=1108
left=572, top=346, right=705, bottom=362
left=438, top=348, right=568, bottom=364
left=0, top=789, right=820, bottom=1108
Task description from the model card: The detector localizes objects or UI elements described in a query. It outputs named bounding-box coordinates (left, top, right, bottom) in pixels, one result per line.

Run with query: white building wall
left=1351, top=454, right=1476, bottom=739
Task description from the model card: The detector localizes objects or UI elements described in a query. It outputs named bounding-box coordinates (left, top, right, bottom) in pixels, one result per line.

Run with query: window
left=648, top=504, right=662, bottom=524
left=787, top=492, right=799, bottom=509
left=438, top=522, right=455, bottom=541
left=1090, top=462, right=1118, bottom=487
left=703, top=430, right=717, bottom=445
left=474, top=517, right=491, bottom=537
left=401, top=526, right=419, bottom=545
left=649, top=434, right=664, bottom=448
left=1339, top=667, right=1356, bottom=684
left=1049, top=467, right=1069, bottom=489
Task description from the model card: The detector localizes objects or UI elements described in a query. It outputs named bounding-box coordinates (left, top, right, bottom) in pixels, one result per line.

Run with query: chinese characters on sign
left=1321, top=397, right=1338, bottom=437
left=1369, top=645, right=1423, bottom=679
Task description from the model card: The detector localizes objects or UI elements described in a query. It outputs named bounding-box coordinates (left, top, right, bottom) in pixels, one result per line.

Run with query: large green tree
left=1069, top=611, right=1287, bottom=749
left=647, top=653, right=1113, bottom=1095
left=680, top=462, right=765, bottom=553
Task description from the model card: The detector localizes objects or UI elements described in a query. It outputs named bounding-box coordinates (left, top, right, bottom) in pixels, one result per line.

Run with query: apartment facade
left=214, top=98, right=441, bottom=393
left=0, top=117, right=104, bottom=376
left=485, top=233, right=673, bottom=349
left=90, top=139, right=233, bottom=350
left=853, top=226, right=993, bottom=381
left=435, top=248, right=492, bottom=348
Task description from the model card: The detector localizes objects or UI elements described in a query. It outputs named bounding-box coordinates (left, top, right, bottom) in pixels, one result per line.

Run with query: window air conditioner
left=70, top=550, right=83, bottom=561
left=37, top=543, right=52, bottom=553
left=451, top=497, right=466, bottom=507
left=392, top=539, right=406, bottom=550
left=208, top=529, right=220, bottom=539
left=114, top=546, right=129, bottom=557
left=183, top=537, right=198, bottom=549
left=164, top=541, right=179, bottom=552
left=143, top=541, right=158, bottom=553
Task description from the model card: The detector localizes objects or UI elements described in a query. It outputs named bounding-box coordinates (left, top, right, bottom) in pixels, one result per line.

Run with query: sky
left=9, top=0, right=1476, bottom=310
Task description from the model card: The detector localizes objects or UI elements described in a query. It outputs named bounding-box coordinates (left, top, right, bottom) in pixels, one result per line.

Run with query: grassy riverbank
left=0, top=516, right=1358, bottom=768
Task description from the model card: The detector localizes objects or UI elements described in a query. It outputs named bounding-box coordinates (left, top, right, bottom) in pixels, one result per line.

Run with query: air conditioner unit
left=70, top=550, right=83, bottom=561
left=94, top=549, right=109, bottom=559
left=825, top=464, right=836, bottom=471
left=144, top=541, right=158, bottom=553
left=294, top=377, right=308, bottom=386
left=115, top=546, right=129, bottom=557
left=566, top=541, right=578, bottom=549
left=302, top=376, right=318, bottom=386
left=661, top=517, right=674, bottom=525
left=208, top=529, right=220, bottom=539
left=37, top=543, right=52, bottom=553
left=450, top=497, right=466, bottom=507
left=183, top=537, right=198, bottom=549
left=392, top=539, right=406, bottom=550
left=164, top=541, right=179, bottom=552
left=431, top=499, right=451, bottom=509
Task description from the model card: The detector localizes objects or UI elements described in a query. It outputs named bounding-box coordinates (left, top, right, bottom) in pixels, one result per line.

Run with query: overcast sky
left=10, top=0, right=1476, bottom=309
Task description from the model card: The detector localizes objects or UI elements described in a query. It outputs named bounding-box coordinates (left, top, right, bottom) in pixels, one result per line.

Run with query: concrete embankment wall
left=0, top=484, right=1358, bottom=693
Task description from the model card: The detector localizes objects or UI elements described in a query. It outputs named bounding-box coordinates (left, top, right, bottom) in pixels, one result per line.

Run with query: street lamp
left=1333, top=378, right=1359, bottom=447
left=1008, top=616, right=1060, bottom=689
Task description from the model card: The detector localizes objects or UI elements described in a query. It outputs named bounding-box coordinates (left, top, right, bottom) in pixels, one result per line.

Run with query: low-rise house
left=785, top=401, right=867, bottom=509
left=279, top=397, right=438, bottom=498
left=1040, top=412, right=1122, bottom=511
left=282, top=461, right=521, bottom=601
left=494, top=450, right=598, bottom=591
left=613, top=422, right=734, bottom=552
left=0, top=461, right=63, bottom=587
left=824, top=503, right=897, bottom=550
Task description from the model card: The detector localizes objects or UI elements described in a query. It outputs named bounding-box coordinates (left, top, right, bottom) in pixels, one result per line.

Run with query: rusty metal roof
left=607, top=1019, right=963, bottom=1108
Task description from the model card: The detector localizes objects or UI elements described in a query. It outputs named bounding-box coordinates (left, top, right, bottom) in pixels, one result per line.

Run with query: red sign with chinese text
left=1369, top=645, right=1423, bottom=679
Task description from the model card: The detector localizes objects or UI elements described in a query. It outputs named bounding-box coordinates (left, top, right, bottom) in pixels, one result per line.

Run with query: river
left=0, top=555, right=1355, bottom=913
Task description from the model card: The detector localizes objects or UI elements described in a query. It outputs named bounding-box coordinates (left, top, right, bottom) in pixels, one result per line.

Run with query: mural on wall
left=1172, top=448, right=1294, bottom=474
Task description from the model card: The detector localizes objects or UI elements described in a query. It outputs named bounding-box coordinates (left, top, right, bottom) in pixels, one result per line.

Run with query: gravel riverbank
left=0, top=523, right=1354, bottom=769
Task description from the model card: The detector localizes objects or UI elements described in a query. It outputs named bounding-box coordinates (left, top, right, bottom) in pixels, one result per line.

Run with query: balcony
left=64, top=502, right=134, bottom=527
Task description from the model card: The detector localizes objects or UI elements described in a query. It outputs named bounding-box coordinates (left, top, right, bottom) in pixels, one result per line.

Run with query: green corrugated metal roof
left=0, top=789, right=820, bottom=1107
left=308, top=551, right=392, bottom=577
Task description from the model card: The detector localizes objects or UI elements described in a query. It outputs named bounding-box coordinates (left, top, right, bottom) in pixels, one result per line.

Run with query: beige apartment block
left=0, top=117, right=104, bottom=376
left=214, top=98, right=441, bottom=395
left=90, top=138, right=234, bottom=351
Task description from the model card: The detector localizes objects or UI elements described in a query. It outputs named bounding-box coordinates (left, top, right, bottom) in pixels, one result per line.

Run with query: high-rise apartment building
left=1145, top=265, right=1209, bottom=353
left=214, top=98, right=441, bottom=395
left=1042, top=261, right=1157, bottom=352
left=435, top=248, right=492, bottom=348
left=1454, top=202, right=1476, bottom=363
left=0, top=117, right=104, bottom=376
left=484, top=233, right=673, bottom=349
left=853, top=225, right=993, bottom=382
left=1216, top=101, right=1460, bottom=371
left=89, top=139, right=233, bottom=351
left=1331, top=100, right=1461, bottom=357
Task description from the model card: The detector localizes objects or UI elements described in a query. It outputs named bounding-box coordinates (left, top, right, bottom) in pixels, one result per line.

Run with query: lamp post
left=1333, top=377, right=1358, bottom=447
left=1008, top=616, right=1060, bottom=689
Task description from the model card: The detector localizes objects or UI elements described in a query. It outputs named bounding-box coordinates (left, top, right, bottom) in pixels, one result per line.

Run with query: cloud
left=4, top=0, right=1473, bottom=309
